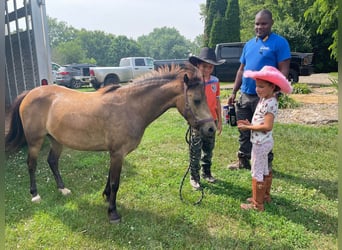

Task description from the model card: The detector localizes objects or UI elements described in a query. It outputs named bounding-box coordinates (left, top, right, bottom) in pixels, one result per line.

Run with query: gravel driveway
left=277, top=73, right=338, bottom=125
left=299, top=73, right=337, bottom=85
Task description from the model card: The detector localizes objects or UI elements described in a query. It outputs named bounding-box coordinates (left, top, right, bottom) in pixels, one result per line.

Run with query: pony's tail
left=5, top=91, right=30, bottom=153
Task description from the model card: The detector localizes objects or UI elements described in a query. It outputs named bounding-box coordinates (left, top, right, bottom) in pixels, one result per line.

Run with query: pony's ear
left=184, top=74, right=189, bottom=85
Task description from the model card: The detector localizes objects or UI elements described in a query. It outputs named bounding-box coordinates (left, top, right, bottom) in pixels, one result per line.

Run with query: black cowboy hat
left=189, top=47, right=225, bottom=66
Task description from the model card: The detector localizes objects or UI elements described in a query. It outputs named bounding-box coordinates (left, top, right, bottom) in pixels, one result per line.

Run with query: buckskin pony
left=5, top=63, right=216, bottom=223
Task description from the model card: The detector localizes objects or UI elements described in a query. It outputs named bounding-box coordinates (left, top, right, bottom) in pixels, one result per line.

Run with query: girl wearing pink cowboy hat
left=238, top=65, right=292, bottom=211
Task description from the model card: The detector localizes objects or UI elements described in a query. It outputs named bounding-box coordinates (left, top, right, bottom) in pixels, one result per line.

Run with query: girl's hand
left=237, top=119, right=250, bottom=131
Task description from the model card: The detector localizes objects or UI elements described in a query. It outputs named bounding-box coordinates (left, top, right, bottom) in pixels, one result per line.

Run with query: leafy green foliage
left=47, top=17, right=78, bottom=48
left=77, top=30, right=119, bottom=66
left=5, top=110, right=337, bottom=249
left=278, top=94, right=300, bottom=109
left=273, top=18, right=312, bottom=52
left=292, top=83, right=312, bottom=94
left=304, top=0, right=338, bottom=60
left=224, top=0, right=240, bottom=42
left=329, top=78, right=338, bottom=90
left=206, top=0, right=240, bottom=47
left=52, top=39, right=94, bottom=65
left=137, top=27, right=192, bottom=60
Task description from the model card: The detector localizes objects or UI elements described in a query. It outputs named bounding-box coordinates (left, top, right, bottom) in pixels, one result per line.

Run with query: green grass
left=5, top=110, right=337, bottom=249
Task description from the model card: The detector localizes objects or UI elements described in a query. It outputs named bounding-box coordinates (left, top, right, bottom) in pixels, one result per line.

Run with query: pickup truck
left=90, top=57, right=154, bottom=89
left=154, top=43, right=314, bottom=83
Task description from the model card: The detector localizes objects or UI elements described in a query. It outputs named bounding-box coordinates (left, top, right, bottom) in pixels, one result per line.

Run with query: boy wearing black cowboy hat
left=188, top=47, right=225, bottom=189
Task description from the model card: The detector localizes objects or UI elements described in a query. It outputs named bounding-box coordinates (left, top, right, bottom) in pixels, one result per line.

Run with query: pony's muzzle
left=199, top=121, right=216, bottom=137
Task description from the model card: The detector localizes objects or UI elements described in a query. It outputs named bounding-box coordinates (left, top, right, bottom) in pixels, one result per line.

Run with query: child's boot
left=246, top=171, right=273, bottom=203
left=264, top=171, right=273, bottom=203
left=241, top=178, right=266, bottom=211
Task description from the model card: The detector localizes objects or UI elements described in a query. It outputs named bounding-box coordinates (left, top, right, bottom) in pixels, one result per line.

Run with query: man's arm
left=228, top=63, right=245, bottom=104
left=278, top=59, right=290, bottom=78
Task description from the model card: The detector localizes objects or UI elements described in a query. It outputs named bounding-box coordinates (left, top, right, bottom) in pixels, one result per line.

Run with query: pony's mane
left=102, top=62, right=200, bottom=94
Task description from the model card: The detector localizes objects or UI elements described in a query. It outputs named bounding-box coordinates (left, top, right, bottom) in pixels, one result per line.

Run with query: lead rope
left=179, top=125, right=204, bottom=205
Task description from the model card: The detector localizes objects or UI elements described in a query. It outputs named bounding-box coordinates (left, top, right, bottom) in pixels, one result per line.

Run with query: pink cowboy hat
left=244, top=66, right=293, bottom=94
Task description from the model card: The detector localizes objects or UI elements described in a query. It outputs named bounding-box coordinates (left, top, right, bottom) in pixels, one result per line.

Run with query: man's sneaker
left=202, top=174, right=216, bottom=183
left=190, top=177, right=200, bottom=190
left=227, top=157, right=251, bottom=170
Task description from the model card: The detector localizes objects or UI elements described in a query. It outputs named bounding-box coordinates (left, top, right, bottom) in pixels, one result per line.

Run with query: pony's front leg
left=106, top=152, right=123, bottom=223
left=103, top=172, right=111, bottom=202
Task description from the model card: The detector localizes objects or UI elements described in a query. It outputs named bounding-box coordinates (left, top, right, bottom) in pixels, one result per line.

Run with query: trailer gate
left=5, top=0, right=51, bottom=107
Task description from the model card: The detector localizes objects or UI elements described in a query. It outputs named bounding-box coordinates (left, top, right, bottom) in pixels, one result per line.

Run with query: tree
left=52, top=40, right=91, bottom=65
left=304, top=0, right=338, bottom=60
left=137, top=27, right=192, bottom=59
left=47, top=17, right=78, bottom=48
left=224, top=0, right=240, bottom=42
left=205, top=0, right=240, bottom=47
left=77, top=29, right=116, bottom=66
left=204, top=0, right=227, bottom=46
left=209, top=15, right=227, bottom=47
left=109, top=36, right=143, bottom=66
left=191, top=34, right=205, bottom=55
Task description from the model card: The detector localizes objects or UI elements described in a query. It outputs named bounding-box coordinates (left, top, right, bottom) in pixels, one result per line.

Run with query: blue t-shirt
left=240, top=32, right=291, bottom=95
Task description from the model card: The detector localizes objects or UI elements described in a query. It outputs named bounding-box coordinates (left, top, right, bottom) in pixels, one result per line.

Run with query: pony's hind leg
left=28, top=154, right=41, bottom=202
left=47, top=136, right=71, bottom=196
left=27, top=140, right=44, bottom=203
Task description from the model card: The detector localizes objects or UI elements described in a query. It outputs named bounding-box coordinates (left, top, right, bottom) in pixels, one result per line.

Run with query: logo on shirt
left=259, top=46, right=270, bottom=55
left=211, top=84, right=217, bottom=93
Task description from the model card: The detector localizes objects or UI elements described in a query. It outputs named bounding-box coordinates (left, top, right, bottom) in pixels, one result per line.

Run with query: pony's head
left=177, top=64, right=216, bottom=137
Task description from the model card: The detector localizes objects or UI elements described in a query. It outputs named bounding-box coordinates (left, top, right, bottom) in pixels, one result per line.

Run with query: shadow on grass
left=42, top=196, right=298, bottom=249
left=202, top=176, right=337, bottom=237
left=273, top=169, right=337, bottom=201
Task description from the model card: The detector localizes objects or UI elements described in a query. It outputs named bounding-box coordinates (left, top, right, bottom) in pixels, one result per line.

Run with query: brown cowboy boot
left=246, top=171, right=272, bottom=203
left=227, top=156, right=251, bottom=170
left=241, top=178, right=266, bottom=211
left=264, top=172, right=273, bottom=203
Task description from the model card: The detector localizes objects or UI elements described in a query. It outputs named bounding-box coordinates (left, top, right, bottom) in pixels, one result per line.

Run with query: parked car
left=56, top=63, right=96, bottom=89
left=51, top=62, right=61, bottom=83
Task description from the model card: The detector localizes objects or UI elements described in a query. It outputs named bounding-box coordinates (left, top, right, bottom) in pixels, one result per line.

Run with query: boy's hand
left=217, top=121, right=222, bottom=135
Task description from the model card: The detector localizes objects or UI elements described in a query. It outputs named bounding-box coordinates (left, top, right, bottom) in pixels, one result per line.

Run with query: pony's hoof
left=58, top=188, right=71, bottom=196
left=31, top=194, right=41, bottom=203
left=109, top=212, right=121, bottom=224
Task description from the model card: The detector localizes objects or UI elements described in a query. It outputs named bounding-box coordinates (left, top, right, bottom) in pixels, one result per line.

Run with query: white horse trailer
left=5, top=0, right=52, bottom=107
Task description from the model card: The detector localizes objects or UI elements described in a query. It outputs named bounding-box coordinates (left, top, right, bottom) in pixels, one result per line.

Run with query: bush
left=292, top=83, right=312, bottom=94
left=278, top=94, right=300, bottom=109
left=329, top=78, right=338, bottom=89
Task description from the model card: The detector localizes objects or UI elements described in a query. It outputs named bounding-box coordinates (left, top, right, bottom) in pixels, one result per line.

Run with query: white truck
left=89, top=57, right=154, bottom=89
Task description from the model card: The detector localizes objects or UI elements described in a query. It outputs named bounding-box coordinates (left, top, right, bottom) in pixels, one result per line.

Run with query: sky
left=45, top=0, right=206, bottom=41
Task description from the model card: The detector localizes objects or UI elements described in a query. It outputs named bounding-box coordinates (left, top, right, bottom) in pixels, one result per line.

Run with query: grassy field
left=5, top=109, right=337, bottom=249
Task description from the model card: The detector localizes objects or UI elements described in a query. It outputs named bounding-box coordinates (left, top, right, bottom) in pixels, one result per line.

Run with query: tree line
left=48, top=0, right=337, bottom=72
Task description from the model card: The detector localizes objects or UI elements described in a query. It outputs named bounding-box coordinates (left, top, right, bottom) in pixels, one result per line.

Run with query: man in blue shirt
left=227, top=9, right=290, bottom=172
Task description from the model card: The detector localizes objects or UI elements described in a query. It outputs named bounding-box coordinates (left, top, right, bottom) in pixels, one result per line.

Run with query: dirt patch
left=290, top=87, right=338, bottom=104
left=299, top=73, right=337, bottom=85
left=277, top=87, right=338, bottom=125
